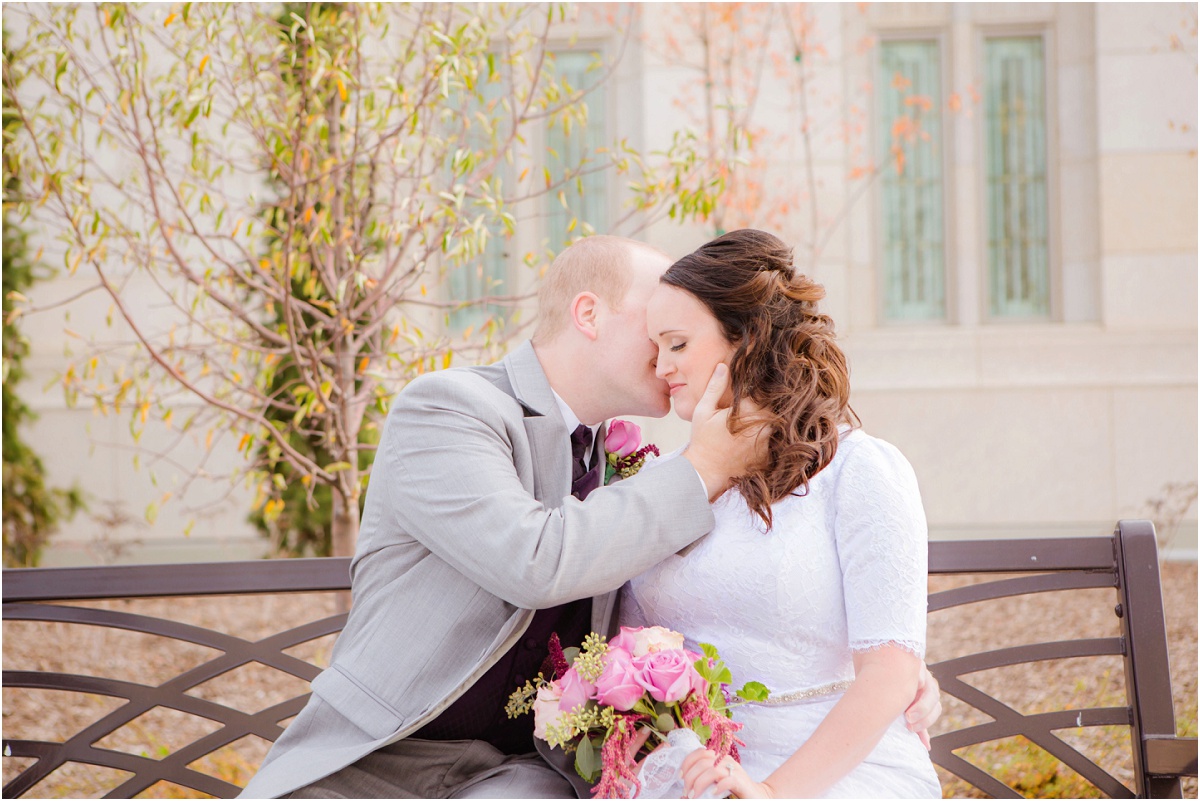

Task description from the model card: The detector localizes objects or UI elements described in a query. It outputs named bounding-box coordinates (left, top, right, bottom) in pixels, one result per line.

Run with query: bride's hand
left=680, top=749, right=774, bottom=799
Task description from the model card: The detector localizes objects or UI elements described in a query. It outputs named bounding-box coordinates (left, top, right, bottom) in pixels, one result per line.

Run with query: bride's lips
left=668, top=383, right=686, bottom=396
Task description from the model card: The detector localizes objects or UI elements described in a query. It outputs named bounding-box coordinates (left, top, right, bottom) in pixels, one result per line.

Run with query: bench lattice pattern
left=3, top=560, right=351, bottom=798
left=3, top=521, right=1195, bottom=797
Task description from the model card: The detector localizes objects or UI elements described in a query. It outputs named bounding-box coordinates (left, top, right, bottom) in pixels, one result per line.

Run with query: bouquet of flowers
left=506, top=626, right=769, bottom=798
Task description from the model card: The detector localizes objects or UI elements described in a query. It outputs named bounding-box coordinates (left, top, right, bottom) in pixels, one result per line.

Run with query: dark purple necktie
left=570, top=424, right=602, bottom=500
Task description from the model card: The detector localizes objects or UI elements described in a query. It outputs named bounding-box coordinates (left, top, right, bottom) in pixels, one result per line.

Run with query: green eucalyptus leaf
left=574, top=735, right=599, bottom=782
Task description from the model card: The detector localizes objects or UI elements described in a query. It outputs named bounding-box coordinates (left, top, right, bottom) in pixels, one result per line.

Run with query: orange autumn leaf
left=948, top=92, right=963, bottom=112
left=891, top=72, right=912, bottom=92
left=905, top=95, right=933, bottom=112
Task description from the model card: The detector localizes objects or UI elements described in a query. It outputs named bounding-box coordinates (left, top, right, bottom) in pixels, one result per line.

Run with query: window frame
left=975, top=23, right=1062, bottom=324
left=540, top=41, right=617, bottom=253
left=446, top=36, right=618, bottom=332
left=872, top=27, right=956, bottom=327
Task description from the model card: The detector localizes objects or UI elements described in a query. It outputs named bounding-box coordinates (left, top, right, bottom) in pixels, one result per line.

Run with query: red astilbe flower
left=636, top=444, right=661, bottom=460
left=591, top=713, right=647, bottom=799
left=680, top=695, right=745, bottom=763
left=548, top=632, right=571, bottom=680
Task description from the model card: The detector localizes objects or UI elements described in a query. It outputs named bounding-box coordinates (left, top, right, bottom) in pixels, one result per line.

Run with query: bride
left=621, top=229, right=942, bottom=798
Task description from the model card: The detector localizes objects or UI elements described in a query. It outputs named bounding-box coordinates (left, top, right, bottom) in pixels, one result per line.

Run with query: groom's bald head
left=532, top=236, right=671, bottom=344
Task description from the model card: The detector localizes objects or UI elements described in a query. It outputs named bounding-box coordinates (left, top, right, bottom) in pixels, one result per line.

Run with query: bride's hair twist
left=661, top=228, right=858, bottom=530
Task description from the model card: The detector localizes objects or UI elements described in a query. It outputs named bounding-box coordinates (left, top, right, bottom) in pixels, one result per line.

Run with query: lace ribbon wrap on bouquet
left=636, top=729, right=730, bottom=799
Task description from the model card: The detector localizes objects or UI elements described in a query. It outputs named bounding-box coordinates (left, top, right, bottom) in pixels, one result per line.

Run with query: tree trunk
left=331, top=487, right=359, bottom=611
left=331, top=486, right=359, bottom=558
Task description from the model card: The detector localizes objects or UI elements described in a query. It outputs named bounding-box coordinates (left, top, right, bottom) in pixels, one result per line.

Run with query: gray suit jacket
left=241, top=342, right=715, bottom=798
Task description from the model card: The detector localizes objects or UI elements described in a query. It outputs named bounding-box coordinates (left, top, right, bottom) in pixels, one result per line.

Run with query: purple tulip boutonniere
left=603, top=420, right=660, bottom=485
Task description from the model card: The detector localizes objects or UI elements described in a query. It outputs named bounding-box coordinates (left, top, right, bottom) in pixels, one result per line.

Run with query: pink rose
left=633, top=649, right=705, bottom=704
left=532, top=681, right=568, bottom=740
left=610, top=625, right=686, bottom=658
left=558, top=666, right=597, bottom=713
left=594, top=648, right=645, bottom=711
left=605, top=419, right=641, bottom=458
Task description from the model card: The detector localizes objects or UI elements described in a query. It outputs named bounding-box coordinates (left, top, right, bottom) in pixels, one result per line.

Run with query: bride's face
left=646, top=283, right=736, bottom=422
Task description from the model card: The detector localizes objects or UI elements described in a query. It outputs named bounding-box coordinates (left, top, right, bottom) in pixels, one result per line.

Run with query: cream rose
left=610, top=625, right=686, bottom=658
left=531, top=680, right=568, bottom=740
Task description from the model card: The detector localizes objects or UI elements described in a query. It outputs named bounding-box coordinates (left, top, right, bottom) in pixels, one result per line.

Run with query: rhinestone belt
left=753, top=679, right=854, bottom=705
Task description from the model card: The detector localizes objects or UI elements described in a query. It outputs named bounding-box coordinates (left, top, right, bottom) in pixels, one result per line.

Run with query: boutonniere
left=603, top=420, right=661, bottom=484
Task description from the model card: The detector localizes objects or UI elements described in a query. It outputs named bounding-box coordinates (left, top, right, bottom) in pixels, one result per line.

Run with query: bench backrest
left=2, top=520, right=1194, bottom=798
left=926, top=520, right=1194, bottom=798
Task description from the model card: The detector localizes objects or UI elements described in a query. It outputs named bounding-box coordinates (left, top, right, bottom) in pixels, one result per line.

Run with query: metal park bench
left=3, top=520, right=1196, bottom=798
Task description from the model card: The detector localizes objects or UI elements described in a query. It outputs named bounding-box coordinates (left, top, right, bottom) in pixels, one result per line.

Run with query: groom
left=241, top=235, right=940, bottom=799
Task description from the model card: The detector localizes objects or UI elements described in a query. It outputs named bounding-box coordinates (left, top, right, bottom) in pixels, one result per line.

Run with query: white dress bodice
left=621, top=429, right=941, bottom=798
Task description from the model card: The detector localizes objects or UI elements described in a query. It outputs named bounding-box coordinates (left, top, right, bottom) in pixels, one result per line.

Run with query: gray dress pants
left=285, top=737, right=574, bottom=799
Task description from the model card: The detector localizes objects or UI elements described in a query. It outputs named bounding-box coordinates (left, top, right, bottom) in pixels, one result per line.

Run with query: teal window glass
left=880, top=40, right=946, bottom=321
left=544, top=51, right=609, bottom=250
left=449, top=77, right=511, bottom=331
left=985, top=37, right=1050, bottom=318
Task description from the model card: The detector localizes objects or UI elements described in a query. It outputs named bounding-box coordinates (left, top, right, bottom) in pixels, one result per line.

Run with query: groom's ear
left=570, top=291, right=601, bottom=341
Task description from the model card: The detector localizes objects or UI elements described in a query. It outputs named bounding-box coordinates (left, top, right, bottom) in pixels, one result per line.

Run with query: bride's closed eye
left=670, top=342, right=687, bottom=352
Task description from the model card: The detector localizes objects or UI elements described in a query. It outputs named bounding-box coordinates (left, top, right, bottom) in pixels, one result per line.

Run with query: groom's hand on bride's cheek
left=685, top=366, right=774, bottom=501
left=685, top=365, right=746, bottom=499
left=731, top=396, right=772, bottom=472
left=905, top=664, right=942, bottom=750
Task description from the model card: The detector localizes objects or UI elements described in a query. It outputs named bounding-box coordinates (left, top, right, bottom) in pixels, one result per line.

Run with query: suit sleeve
left=373, top=371, right=715, bottom=609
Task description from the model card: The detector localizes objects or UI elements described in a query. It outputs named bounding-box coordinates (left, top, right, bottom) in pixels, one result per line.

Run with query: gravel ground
left=3, top=562, right=1196, bottom=799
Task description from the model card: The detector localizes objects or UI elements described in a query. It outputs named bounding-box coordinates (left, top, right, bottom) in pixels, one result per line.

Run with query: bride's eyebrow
left=657, top=328, right=684, bottom=337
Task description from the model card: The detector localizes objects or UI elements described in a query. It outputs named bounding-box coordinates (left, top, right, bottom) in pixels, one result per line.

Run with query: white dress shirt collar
left=551, top=390, right=601, bottom=459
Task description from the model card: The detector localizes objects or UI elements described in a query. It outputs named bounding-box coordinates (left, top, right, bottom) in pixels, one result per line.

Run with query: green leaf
left=699, top=642, right=720, bottom=661
left=574, top=734, right=599, bottom=782
left=736, top=681, right=770, bottom=703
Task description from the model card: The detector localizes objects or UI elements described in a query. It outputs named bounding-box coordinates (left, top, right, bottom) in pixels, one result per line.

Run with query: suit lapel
left=506, top=344, right=620, bottom=638
left=505, top=342, right=571, bottom=503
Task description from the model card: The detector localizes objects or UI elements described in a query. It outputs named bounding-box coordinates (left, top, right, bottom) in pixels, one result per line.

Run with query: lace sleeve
left=832, top=436, right=929, bottom=659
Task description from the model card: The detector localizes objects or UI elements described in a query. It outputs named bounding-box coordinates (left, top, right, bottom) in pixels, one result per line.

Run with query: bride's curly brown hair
left=662, top=228, right=859, bottom=530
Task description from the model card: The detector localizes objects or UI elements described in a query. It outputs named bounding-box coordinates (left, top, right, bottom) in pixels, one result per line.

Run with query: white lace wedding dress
left=621, top=429, right=942, bottom=798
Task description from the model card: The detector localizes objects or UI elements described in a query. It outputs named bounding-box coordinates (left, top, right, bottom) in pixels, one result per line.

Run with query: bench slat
left=928, top=536, right=1116, bottom=573
left=1, top=558, right=352, bottom=602
left=927, top=570, right=1116, bottom=612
